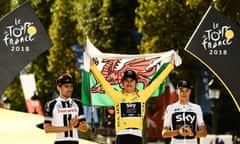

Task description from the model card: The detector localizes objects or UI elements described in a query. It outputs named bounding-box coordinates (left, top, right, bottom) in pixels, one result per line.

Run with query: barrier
left=200, top=134, right=232, bottom=144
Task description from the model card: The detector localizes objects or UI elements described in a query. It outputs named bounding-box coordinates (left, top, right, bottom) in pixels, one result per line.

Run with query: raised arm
left=90, top=59, right=120, bottom=103
left=140, top=62, right=174, bottom=101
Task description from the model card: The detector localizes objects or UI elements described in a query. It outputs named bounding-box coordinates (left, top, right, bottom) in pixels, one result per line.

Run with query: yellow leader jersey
left=90, top=63, right=174, bottom=133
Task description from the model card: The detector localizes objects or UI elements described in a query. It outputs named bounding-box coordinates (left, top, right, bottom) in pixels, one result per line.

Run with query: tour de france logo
left=201, top=22, right=234, bottom=56
left=3, top=18, right=37, bottom=52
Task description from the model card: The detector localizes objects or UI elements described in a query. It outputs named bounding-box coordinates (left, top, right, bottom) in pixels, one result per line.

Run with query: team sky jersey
left=163, top=102, right=205, bottom=144
left=44, top=97, right=86, bottom=142
left=90, top=63, right=174, bottom=136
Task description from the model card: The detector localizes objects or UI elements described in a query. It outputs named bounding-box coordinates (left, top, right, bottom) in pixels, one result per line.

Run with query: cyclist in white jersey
left=162, top=80, right=207, bottom=144
left=44, top=73, right=88, bottom=144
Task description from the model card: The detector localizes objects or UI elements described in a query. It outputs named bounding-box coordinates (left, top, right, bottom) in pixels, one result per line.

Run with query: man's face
left=177, top=87, right=191, bottom=103
left=122, top=77, right=137, bottom=92
left=58, top=83, right=73, bottom=99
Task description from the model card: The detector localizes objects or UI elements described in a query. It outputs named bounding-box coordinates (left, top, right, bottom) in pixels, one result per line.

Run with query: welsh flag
left=82, top=38, right=182, bottom=106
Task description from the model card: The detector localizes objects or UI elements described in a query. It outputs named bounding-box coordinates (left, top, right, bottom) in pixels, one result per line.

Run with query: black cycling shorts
left=116, top=134, right=142, bottom=144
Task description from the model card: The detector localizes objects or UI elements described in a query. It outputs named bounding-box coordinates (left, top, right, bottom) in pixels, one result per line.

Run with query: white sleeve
left=196, top=105, right=205, bottom=126
left=163, top=105, right=172, bottom=127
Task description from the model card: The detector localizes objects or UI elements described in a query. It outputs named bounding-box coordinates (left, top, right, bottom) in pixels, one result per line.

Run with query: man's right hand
left=179, top=125, right=194, bottom=137
left=69, top=116, right=79, bottom=130
left=90, top=58, right=94, bottom=66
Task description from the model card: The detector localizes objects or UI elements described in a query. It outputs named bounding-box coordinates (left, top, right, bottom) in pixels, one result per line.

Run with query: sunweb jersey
left=44, top=97, right=86, bottom=142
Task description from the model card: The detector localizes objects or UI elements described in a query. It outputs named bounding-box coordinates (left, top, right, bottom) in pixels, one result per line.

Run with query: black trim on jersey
left=72, top=98, right=84, bottom=118
left=68, top=114, right=73, bottom=137
left=44, top=97, right=85, bottom=141
left=66, top=101, right=70, bottom=107
left=63, top=114, right=68, bottom=137
left=61, top=101, right=65, bottom=108
left=61, top=101, right=73, bottom=138
left=44, top=99, right=57, bottom=119
left=79, top=118, right=86, bottom=122
left=44, top=120, right=51, bottom=124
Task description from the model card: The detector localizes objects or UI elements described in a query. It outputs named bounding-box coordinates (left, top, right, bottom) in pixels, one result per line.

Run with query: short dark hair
left=122, top=70, right=137, bottom=81
left=56, top=73, right=73, bottom=86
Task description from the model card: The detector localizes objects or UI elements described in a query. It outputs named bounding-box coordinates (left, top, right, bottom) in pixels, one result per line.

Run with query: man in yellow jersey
left=90, top=58, right=174, bottom=144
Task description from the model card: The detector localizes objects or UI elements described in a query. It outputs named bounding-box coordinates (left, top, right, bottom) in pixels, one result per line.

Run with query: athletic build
left=44, top=73, right=88, bottom=144
left=162, top=80, right=207, bottom=144
left=90, top=59, right=174, bottom=144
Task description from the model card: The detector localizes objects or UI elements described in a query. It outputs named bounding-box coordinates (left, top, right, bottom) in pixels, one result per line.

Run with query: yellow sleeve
left=90, top=64, right=120, bottom=103
left=140, top=63, right=174, bottom=101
